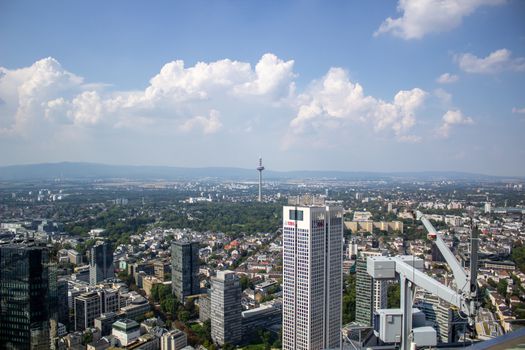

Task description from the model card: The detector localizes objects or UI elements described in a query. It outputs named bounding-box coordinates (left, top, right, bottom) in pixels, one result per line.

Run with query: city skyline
left=1, top=1, right=524, bottom=176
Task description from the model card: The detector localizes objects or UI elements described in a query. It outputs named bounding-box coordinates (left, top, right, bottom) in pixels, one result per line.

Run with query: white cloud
left=456, top=49, right=525, bottom=74
left=179, top=110, right=222, bottom=134
left=0, top=57, right=83, bottom=134
left=288, top=68, right=427, bottom=142
left=437, top=109, right=473, bottom=137
left=1, top=54, right=295, bottom=136
left=434, top=88, right=453, bottom=106
left=233, top=53, right=295, bottom=97
left=512, top=107, right=525, bottom=114
left=375, top=0, right=504, bottom=40
left=436, top=73, right=459, bottom=84
left=69, top=91, right=103, bottom=125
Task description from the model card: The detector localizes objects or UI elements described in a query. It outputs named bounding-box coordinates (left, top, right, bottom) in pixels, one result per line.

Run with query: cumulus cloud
left=0, top=57, right=83, bottom=134
left=456, top=49, right=525, bottom=74
left=288, top=68, right=426, bottom=143
left=233, top=53, right=295, bottom=97
left=437, top=109, right=473, bottom=137
left=512, top=107, right=525, bottom=114
left=436, top=73, right=459, bottom=84
left=179, top=110, right=222, bottom=134
left=375, top=0, right=504, bottom=40
left=1, top=54, right=295, bottom=136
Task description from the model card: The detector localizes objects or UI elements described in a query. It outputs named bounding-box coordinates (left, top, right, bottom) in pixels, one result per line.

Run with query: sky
left=1, top=0, right=524, bottom=176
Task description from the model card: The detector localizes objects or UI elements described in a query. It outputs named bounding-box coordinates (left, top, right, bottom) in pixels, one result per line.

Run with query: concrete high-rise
left=0, top=242, right=57, bottom=350
left=89, top=241, right=114, bottom=285
left=355, top=250, right=387, bottom=327
left=74, top=292, right=101, bottom=331
left=282, top=201, right=343, bottom=350
left=210, top=271, right=242, bottom=346
left=171, top=241, right=200, bottom=301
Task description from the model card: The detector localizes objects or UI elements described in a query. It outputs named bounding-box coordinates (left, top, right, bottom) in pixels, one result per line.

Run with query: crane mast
left=366, top=211, right=479, bottom=350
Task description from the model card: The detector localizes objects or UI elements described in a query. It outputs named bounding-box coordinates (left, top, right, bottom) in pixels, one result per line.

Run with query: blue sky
left=1, top=0, right=524, bottom=175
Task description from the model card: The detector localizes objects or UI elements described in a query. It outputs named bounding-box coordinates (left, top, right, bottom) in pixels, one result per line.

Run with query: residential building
left=211, top=271, right=242, bottom=346
left=171, top=241, right=200, bottom=300
left=282, top=203, right=343, bottom=350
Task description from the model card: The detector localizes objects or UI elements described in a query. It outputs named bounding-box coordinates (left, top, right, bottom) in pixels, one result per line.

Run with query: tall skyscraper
left=282, top=201, right=343, bottom=350
left=89, top=241, right=114, bottom=286
left=171, top=241, right=200, bottom=301
left=355, top=250, right=387, bottom=327
left=210, top=271, right=242, bottom=346
left=0, top=242, right=57, bottom=349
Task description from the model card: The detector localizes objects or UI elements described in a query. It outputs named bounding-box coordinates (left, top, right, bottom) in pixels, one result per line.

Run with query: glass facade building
left=89, top=241, right=114, bottom=286
left=171, top=241, right=200, bottom=301
left=0, top=243, right=57, bottom=350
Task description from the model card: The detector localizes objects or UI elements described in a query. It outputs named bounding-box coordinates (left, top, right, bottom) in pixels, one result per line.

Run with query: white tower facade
left=256, top=157, right=264, bottom=202
left=282, top=204, right=343, bottom=350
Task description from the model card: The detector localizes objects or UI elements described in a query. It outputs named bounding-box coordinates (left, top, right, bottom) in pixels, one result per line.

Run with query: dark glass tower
left=89, top=241, right=114, bottom=286
left=171, top=241, right=200, bottom=300
left=0, top=242, right=55, bottom=350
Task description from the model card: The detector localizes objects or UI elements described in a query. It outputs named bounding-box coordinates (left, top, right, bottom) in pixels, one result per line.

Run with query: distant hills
left=0, top=162, right=521, bottom=181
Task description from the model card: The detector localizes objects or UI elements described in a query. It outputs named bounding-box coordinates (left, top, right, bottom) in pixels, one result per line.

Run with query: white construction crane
left=367, top=211, right=479, bottom=350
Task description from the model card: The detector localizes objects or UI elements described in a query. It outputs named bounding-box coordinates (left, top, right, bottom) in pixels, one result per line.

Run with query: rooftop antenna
left=256, top=157, right=265, bottom=202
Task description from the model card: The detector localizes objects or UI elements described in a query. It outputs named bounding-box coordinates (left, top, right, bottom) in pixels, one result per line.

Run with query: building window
left=289, top=209, right=304, bottom=221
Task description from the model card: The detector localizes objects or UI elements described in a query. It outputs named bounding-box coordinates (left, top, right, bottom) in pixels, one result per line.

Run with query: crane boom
left=416, top=210, right=470, bottom=294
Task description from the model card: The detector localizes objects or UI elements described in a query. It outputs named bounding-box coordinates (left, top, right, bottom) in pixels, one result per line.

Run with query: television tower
left=256, top=157, right=265, bottom=202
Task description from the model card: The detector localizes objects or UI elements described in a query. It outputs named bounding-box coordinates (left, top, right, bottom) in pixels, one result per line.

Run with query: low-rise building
left=112, top=319, right=141, bottom=346
left=161, top=329, right=188, bottom=350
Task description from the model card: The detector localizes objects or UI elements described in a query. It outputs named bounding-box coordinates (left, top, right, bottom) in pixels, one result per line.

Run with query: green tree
left=388, top=283, right=400, bottom=308
left=342, top=273, right=356, bottom=324
left=497, top=279, right=508, bottom=298
left=161, top=296, right=177, bottom=315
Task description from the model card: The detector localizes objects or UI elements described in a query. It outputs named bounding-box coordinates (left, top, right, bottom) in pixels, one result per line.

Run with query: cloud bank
left=375, top=0, right=504, bottom=40
left=456, top=49, right=525, bottom=74
left=0, top=53, right=472, bottom=158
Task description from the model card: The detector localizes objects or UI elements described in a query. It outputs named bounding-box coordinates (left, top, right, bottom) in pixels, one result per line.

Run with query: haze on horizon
left=1, top=1, right=524, bottom=176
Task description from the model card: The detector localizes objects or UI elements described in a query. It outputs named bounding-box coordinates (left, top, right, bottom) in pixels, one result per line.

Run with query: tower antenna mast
left=256, top=157, right=265, bottom=202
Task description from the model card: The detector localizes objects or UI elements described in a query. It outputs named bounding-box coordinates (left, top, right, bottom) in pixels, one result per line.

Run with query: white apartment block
left=282, top=204, right=343, bottom=350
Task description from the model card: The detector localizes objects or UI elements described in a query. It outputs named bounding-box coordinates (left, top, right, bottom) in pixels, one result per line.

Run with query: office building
left=356, top=250, right=387, bottom=327
left=0, top=242, right=57, bottom=350
left=112, top=319, right=140, bottom=346
left=74, top=292, right=101, bottom=331
left=199, top=290, right=211, bottom=322
left=415, top=293, right=466, bottom=344
left=282, top=202, right=343, bottom=350
left=120, top=295, right=150, bottom=321
left=99, top=288, right=119, bottom=313
left=171, top=241, right=200, bottom=300
left=154, top=260, right=169, bottom=281
left=89, top=241, right=114, bottom=285
left=161, top=329, right=188, bottom=350
left=94, top=312, right=119, bottom=336
left=211, top=271, right=242, bottom=346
